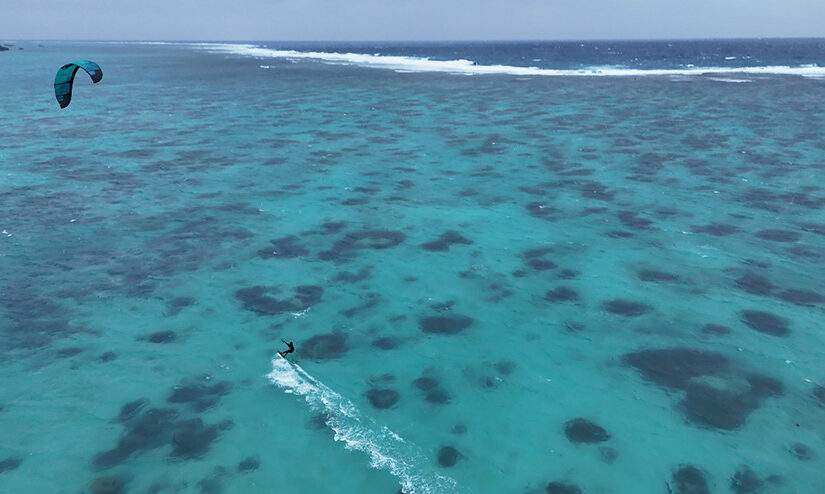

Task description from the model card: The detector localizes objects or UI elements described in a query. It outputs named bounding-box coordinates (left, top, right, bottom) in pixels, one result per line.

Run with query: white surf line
left=268, top=357, right=458, bottom=494
left=197, top=43, right=825, bottom=79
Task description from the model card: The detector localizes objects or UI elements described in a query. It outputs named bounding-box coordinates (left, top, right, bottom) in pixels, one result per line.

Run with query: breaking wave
left=199, top=43, right=825, bottom=78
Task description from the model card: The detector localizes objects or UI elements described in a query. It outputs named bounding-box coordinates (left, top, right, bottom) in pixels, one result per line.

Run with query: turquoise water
left=1, top=41, right=824, bottom=493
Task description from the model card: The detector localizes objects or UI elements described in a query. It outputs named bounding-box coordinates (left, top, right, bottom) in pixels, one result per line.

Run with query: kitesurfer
left=279, top=340, right=295, bottom=359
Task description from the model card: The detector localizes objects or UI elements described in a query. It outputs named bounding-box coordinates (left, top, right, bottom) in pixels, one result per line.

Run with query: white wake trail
left=268, top=357, right=457, bottom=494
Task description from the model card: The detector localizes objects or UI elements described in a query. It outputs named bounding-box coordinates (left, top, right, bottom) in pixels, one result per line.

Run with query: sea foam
left=199, top=43, right=825, bottom=78
left=268, top=357, right=458, bottom=494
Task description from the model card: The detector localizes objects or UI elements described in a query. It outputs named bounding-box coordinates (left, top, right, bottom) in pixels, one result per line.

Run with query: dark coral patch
left=302, top=333, right=348, bottom=360
left=603, top=299, right=652, bottom=317
left=100, top=351, right=117, bottom=362
left=88, top=476, right=126, bottom=494
left=545, top=287, right=579, bottom=302
left=257, top=236, right=309, bottom=259
left=420, top=231, right=473, bottom=252
left=740, top=310, right=790, bottom=337
left=366, top=388, right=399, bottom=409
left=558, top=269, right=579, bottom=279
left=167, top=378, right=231, bottom=412
left=731, top=465, right=764, bottom=494
left=702, top=323, right=731, bottom=335
left=420, top=315, right=473, bottom=335
left=813, top=385, right=825, bottom=407
left=0, top=457, right=22, bottom=474
left=235, top=285, right=323, bottom=315
left=600, top=447, right=618, bottom=464
left=238, top=456, right=260, bottom=473
left=336, top=230, right=405, bottom=251
left=494, top=361, right=515, bottom=375
left=755, top=229, right=801, bottom=242
left=691, top=223, right=740, bottom=236
left=167, top=296, right=196, bottom=316
left=617, top=211, right=654, bottom=230
left=57, top=347, right=83, bottom=358
left=93, top=407, right=180, bottom=470
left=319, top=221, right=347, bottom=235
left=118, top=399, right=148, bottom=423
left=332, top=266, right=372, bottom=283
left=140, top=330, right=176, bottom=344
left=607, top=230, right=634, bottom=238
left=670, top=465, right=710, bottom=494
left=169, top=418, right=220, bottom=459
left=371, top=337, right=400, bottom=350
left=545, top=482, right=582, bottom=494
left=437, top=446, right=461, bottom=467
left=425, top=389, right=451, bottom=404
left=413, top=377, right=439, bottom=391
left=623, top=348, right=729, bottom=389
left=527, top=259, right=557, bottom=270
left=639, top=270, right=679, bottom=282
left=789, top=443, right=813, bottom=460
left=564, top=418, right=610, bottom=444
left=778, top=289, right=824, bottom=306
left=735, top=273, right=774, bottom=295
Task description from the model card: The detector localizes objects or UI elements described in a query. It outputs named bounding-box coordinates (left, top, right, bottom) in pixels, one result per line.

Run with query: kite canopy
left=54, top=60, right=102, bottom=108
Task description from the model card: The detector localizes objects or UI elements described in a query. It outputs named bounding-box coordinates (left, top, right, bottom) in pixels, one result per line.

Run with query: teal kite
left=54, top=60, right=102, bottom=108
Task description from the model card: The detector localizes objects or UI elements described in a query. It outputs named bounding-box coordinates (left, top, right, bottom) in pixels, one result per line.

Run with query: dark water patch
left=235, top=285, right=323, bottom=315
left=623, top=348, right=729, bottom=389
left=740, top=310, right=790, bottom=337
left=332, top=266, right=372, bottom=284
left=167, top=377, right=231, bottom=412
left=413, top=377, right=439, bottom=391
left=786, top=245, right=821, bottom=259
left=617, top=211, right=654, bottom=230
left=564, top=418, right=610, bottom=444
left=118, top=399, right=148, bottom=423
left=523, top=247, right=557, bottom=271
left=238, top=456, right=260, bottom=473
left=0, top=457, right=22, bottom=474
left=451, top=424, right=467, bottom=434
left=140, top=330, right=177, bottom=344
left=545, top=481, right=582, bottom=494
left=396, top=179, right=415, bottom=190
left=426, top=389, right=451, bottom=405
left=512, top=269, right=528, bottom=278
left=639, top=270, right=679, bottom=282
left=669, top=465, right=710, bottom=494
left=607, top=230, right=634, bottom=238
left=93, top=407, right=180, bottom=470
left=579, top=181, right=615, bottom=201
left=437, top=446, right=462, bottom=467
left=169, top=418, right=220, bottom=459
left=371, top=337, right=400, bottom=350
left=525, top=202, right=558, bottom=221
left=88, top=475, right=127, bottom=494
left=420, top=231, right=473, bottom=252
left=430, top=301, right=455, bottom=312
left=341, top=197, right=369, bottom=206
left=558, top=269, right=579, bottom=279
left=580, top=207, right=608, bottom=216
left=603, top=299, right=652, bottom=317
left=778, top=289, right=824, bottom=305
left=494, top=361, right=515, bottom=375
left=257, top=236, right=309, bottom=259
left=56, top=347, right=83, bottom=358
left=302, top=333, right=348, bottom=360
left=681, top=382, right=766, bottom=430
left=320, top=230, right=405, bottom=261
left=527, top=259, right=557, bottom=270
left=600, top=446, right=618, bottom=464
left=100, top=351, right=118, bottom=362
left=702, top=324, right=731, bottom=335
left=420, top=315, right=473, bottom=335
left=341, top=292, right=382, bottom=318
left=545, top=287, right=579, bottom=302
left=799, top=222, right=825, bottom=236
left=319, top=221, right=347, bottom=235
left=735, top=272, right=774, bottom=296
left=731, top=465, right=763, bottom=493
left=813, top=385, right=825, bottom=407
left=560, top=168, right=594, bottom=177
left=754, top=229, right=801, bottom=242
left=366, top=388, right=399, bottom=409
left=167, top=296, right=196, bottom=316
left=789, top=443, right=813, bottom=460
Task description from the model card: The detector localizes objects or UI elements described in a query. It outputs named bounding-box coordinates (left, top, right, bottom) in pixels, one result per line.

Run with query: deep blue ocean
left=1, top=39, right=825, bottom=494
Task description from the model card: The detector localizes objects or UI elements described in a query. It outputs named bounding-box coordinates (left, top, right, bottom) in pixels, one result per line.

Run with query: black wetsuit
left=279, top=341, right=295, bottom=358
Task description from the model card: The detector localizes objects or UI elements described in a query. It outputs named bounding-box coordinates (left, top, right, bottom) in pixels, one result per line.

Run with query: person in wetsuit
left=279, top=340, right=295, bottom=359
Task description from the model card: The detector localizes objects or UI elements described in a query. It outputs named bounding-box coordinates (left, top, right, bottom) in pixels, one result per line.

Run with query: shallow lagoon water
left=1, top=41, right=825, bottom=493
